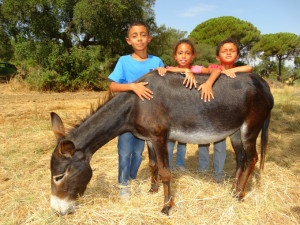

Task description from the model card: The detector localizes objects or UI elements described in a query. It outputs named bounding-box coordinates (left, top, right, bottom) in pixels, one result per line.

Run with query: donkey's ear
left=51, top=112, right=65, bottom=140
left=58, top=140, right=75, bottom=158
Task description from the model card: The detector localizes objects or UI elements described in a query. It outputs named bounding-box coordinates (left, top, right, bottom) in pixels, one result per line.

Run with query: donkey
left=50, top=71, right=273, bottom=215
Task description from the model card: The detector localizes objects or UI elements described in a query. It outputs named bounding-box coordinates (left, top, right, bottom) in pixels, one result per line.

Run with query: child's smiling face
left=174, top=43, right=195, bottom=68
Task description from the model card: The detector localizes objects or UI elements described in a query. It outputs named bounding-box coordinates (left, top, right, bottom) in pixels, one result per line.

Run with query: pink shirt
left=208, top=64, right=223, bottom=71
left=208, top=64, right=235, bottom=71
left=166, top=65, right=203, bottom=73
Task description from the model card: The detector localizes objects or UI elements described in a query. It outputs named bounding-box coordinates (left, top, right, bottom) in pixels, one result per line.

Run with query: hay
left=0, top=83, right=299, bottom=224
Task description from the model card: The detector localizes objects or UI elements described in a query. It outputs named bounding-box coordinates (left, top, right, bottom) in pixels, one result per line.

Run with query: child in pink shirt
left=198, top=37, right=252, bottom=182
left=157, top=39, right=223, bottom=170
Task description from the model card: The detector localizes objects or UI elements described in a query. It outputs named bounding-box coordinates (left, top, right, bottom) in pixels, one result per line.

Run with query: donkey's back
left=131, top=71, right=273, bottom=145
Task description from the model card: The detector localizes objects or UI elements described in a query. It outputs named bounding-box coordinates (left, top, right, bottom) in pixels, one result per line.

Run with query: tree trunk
left=277, top=55, right=282, bottom=81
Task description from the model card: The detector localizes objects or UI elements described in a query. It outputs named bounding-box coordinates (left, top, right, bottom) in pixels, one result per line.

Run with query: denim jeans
left=198, top=139, right=226, bottom=178
left=168, top=141, right=186, bottom=169
left=118, top=132, right=145, bottom=185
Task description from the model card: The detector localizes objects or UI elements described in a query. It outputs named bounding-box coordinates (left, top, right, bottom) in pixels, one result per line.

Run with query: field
left=0, top=80, right=299, bottom=225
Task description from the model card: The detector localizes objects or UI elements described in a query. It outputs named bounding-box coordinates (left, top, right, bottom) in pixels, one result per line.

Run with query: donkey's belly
left=169, top=128, right=237, bottom=144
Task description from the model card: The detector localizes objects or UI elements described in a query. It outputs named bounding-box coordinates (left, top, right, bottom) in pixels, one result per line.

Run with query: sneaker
left=120, top=187, right=131, bottom=200
left=214, top=175, right=225, bottom=184
left=197, top=168, right=209, bottom=174
left=175, top=166, right=186, bottom=171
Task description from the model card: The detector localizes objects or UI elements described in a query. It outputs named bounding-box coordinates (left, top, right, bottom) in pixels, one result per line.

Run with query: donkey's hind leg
left=229, top=130, right=246, bottom=197
left=230, top=128, right=259, bottom=199
left=147, top=141, right=159, bottom=192
left=236, top=134, right=258, bottom=199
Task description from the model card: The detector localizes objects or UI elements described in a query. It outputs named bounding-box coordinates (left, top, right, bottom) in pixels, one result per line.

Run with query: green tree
left=0, top=0, right=157, bottom=90
left=189, top=16, right=260, bottom=59
left=291, top=57, right=300, bottom=84
left=295, top=57, right=300, bottom=69
left=252, top=33, right=300, bottom=81
left=193, top=43, right=218, bottom=67
left=0, top=3, right=13, bottom=60
left=253, top=58, right=278, bottom=78
left=1, top=0, right=156, bottom=54
left=0, top=26, right=13, bottom=61
left=149, top=25, right=186, bottom=66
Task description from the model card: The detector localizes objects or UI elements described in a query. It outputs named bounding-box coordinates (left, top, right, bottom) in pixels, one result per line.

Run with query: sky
left=153, top=0, right=300, bottom=36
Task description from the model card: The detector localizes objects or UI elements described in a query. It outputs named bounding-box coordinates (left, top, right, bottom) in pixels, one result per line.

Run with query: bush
left=24, top=45, right=112, bottom=91
left=0, top=62, right=17, bottom=81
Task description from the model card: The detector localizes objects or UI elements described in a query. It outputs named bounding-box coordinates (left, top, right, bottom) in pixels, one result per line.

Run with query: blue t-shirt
left=108, top=54, right=164, bottom=84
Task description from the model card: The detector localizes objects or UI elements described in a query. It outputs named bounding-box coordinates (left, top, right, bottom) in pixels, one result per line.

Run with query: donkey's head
left=50, top=112, right=92, bottom=215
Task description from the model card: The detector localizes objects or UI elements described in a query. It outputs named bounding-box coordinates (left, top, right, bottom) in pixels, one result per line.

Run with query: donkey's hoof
left=149, top=186, right=158, bottom=193
left=230, top=188, right=237, bottom=196
left=161, top=199, right=175, bottom=215
left=161, top=206, right=170, bottom=215
left=231, top=188, right=245, bottom=200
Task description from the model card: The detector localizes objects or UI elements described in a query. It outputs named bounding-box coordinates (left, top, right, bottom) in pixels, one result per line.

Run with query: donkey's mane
left=71, top=91, right=117, bottom=129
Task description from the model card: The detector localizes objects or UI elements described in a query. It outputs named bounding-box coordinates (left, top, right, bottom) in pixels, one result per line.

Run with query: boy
left=108, top=21, right=164, bottom=197
left=198, top=37, right=252, bottom=183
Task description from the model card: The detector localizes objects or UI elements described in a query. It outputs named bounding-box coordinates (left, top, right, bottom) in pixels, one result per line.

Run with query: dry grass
left=0, top=82, right=299, bottom=225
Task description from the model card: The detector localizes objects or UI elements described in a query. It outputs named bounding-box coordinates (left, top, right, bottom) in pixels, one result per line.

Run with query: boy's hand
left=131, top=82, right=153, bottom=101
left=222, top=69, right=236, bottom=78
left=157, top=67, right=167, bottom=76
left=183, top=71, right=198, bottom=89
left=197, top=81, right=214, bottom=102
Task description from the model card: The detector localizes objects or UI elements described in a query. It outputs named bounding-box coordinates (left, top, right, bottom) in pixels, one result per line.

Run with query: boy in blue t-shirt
left=108, top=21, right=164, bottom=196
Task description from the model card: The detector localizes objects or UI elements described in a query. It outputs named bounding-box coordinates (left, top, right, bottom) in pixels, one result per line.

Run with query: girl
left=156, top=39, right=223, bottom=171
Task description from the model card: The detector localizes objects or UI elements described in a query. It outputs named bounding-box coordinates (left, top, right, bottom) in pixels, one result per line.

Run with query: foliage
left=193, top=43, right=218, bottom=67
left=0, top=5, right=13, bottom=61
left=0, top=0, right=157, bottom=91
left=295, top=57, right=300, bottom=69
left=25, top=46, right=108, bottom=91
left=251, top=33, right=300, bottom=80
left=284, top=57, right=300, bottom=85
left=253, top=58, right=278, bottom=78
left=1, top=0, right=155, bottom=54
left=0, top=62, right=17, bottom=80
left=189, top=16, right=260, bottom=59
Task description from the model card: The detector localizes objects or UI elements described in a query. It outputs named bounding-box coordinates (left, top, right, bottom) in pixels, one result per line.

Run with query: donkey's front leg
left=161, top=180, right=174, bottom=215
left=147, top=141, right=159, bottom=192
left=151, top=136, right=174, bottom=215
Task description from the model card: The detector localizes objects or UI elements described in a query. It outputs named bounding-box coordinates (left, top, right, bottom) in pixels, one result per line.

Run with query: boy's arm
left=197, top=68, right=221, bottom=102
left=222, top=65, right=252, bottom=78
left=109, top=81, right=153, bottom=101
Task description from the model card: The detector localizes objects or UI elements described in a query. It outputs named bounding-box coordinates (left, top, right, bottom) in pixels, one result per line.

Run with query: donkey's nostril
left=54, top=174, right=65, bottom=183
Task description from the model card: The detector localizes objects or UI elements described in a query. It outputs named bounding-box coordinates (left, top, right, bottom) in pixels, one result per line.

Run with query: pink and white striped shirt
left=166, top=65, right=203, bottom=73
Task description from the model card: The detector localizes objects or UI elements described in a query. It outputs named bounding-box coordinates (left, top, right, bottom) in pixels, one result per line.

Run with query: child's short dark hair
left=173, top=39, right=196, bottom=55
left=216, top=37, right=240, bottom=56
left=127, top=21, right=149, bottom=36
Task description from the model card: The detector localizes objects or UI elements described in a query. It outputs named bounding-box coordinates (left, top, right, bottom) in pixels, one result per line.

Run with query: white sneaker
left=119, top=187, right=131, bottom=200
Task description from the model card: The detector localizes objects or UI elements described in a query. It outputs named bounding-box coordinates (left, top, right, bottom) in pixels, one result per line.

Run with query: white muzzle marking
left=50, top=195, right=76, bottom=215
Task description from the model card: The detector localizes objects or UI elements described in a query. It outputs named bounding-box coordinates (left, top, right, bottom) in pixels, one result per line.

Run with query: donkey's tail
left=260, top=113, right=271, bottom=170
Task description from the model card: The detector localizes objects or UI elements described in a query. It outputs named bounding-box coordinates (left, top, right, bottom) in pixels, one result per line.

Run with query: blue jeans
left=118, top=132, right=145, bottom=185
left=168, top=141, right=186, bottom=169
left=198, top=139, right=226, bottom=178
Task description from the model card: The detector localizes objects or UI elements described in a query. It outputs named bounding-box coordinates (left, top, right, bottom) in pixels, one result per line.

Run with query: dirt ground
left=0, top=82, right=299, bottom=224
